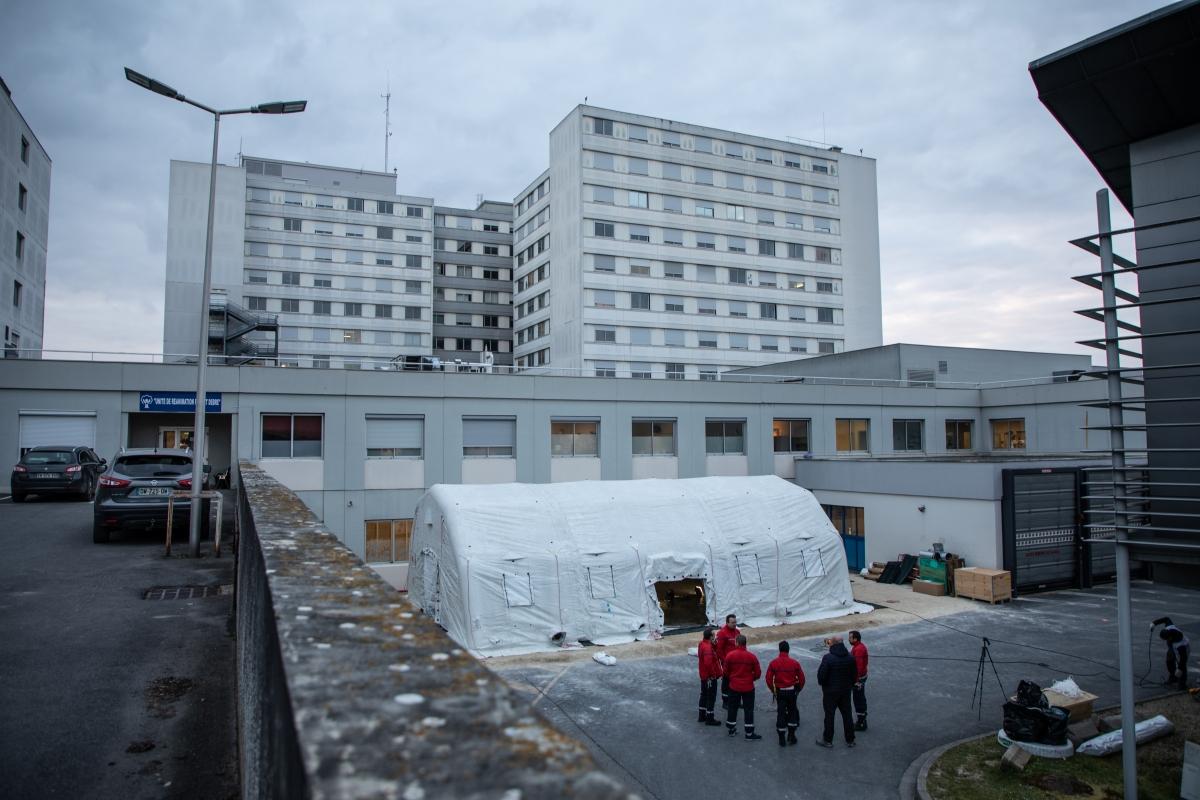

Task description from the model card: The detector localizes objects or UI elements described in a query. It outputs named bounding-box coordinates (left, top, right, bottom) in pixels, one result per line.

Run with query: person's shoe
left=778, top=732, right=787, bottom=747
left=855, top=717, right=868, bottom=732
left=727, top=726, right=738, bottom=737
left=815, top=739, right=833, bottom=748
left=699, top=711, right=708, bottom=723
left=847, top=740, right=856, bottom=748
left=705, top=717, right=722, bottom=727
left=787, top=730, right=798, bottom=745
left=745, top=733, right=762, bottom=741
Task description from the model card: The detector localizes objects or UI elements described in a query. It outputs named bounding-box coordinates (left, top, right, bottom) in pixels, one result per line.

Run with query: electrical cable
left=883, top=604, right=1125, bottom=673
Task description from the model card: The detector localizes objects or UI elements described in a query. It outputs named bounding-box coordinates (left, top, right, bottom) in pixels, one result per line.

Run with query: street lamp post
left=125, top=68, right=306, bottom=557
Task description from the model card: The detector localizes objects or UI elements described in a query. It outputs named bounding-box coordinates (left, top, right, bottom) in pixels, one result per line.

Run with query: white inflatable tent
left=409, top=475, right=870, bottom=656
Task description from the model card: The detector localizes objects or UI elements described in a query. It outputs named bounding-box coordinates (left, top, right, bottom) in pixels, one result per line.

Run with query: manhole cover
left=142, top=585, right=231, bottom=600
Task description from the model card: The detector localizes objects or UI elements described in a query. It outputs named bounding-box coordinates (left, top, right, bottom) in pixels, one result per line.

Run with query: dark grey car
left=11, top=446, right=106, bottom=502
left=92, top=448, right=209, bottom=543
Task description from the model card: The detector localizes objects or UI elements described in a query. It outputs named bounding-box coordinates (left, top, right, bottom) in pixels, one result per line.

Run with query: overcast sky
left=2, top=0, right=1159, bottom=361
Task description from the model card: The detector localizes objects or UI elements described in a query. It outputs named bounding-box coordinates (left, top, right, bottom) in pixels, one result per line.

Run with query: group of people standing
left=696, top=614, right=871, bottom=747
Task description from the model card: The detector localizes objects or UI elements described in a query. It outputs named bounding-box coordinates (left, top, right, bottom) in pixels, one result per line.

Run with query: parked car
left=11, top=446, right=107, bottom=502
left=92, top=448, right=210, bottom=543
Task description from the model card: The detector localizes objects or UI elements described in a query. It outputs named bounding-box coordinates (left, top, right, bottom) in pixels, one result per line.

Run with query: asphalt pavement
left=497, top=582, right=1198, bottom=800
left=0, top=493, right=238, bottom=799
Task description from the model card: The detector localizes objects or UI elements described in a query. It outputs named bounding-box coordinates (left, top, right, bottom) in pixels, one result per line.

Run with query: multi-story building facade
left=164, top=156, right=434, bottom=368
left=512, top=105, right=882, bottom=378
left=1, top=77, right=50, bottom=358
left=432, top=200, right=514, bottom=366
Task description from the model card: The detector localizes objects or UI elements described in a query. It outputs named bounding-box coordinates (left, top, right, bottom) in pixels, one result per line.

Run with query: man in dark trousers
left=724, top=634, right=762, bottom=741
left=766, top=640, right=805, bottom=746
left=816, top=635, right=857, bottom=748
left=849, top=630, right=869, bottom=731
left=1153, top=617, right=1190, bottom=688
left=696, top=627, right=723, bottom=725
left=715, top=613, right=739, bottom=708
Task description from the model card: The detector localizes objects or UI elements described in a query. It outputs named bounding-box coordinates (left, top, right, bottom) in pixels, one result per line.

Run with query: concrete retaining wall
left=235, top=461, right=631, bottom=799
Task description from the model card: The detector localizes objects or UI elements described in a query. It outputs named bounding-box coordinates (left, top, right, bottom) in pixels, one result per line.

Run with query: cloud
left=1, top=0, right=1151, bottom=359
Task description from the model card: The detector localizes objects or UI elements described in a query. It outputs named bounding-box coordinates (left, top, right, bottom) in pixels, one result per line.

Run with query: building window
left=483, top=223, right=500, bottom=233
left=406, top=254, right=423, bottom=268
left=633, top=420, right=676, bottom=456
left=593, top=118, right=615, bottom=136
left=261, top=414, right=323, bottom=458
left=706, top=420, right=745, bottom=455
left=280, top=298, right=300, bottom=313
left=760, top=302, right=777, bottom=320
left=662, top=162, right=682, bottom=181
left=728, top=268, right=748, bottom=285
left=663, top=195, right=683, bottom=213
left=365, top=519, right=413, bottom=564
left=729, top=333, right=748, bottom=350
left=695, top=203, right=715, bottom=218
left=666, top=363, right=686, bottom=380
left=946, top=419, right=973, bottom=450
left=892, top=419, right=924, bottom=451
left=630, top=292, right=650, bottom=310
left=594, top=290, right=616, bottom=309
left=312, top=300, right=331, bottom=315
left=594, top=327, right=616, bottom=343
left=631, top=263, right=651, bottom=276
left=760, top=336, right=779, bottom=351
left=12, top=281, right=22, bottom=308
left=20, top=136, right=30, bottom=163
left=695, top=168, right=714, bottom=186
left=728, top=301, right=748, bottom=318
left=628, top=158, right=649, bottom=176
left=818, top=340, right=836, bottom=354
left=366, top=416, right=423, bottom=458
left=593, top=152, right=615, bottom=170
left=483, top=245, right=500, bottom=256
left=343, top=302, right=362, bottom=317
left=664, top=261, right=684, bottom=279
left=348, top=198, right=365, bottom=212
left=376, top=226, right=393, bottom=240
left=376, top=304, right=392, bottom=318
left=15, top=232, right=24, bottom=261
left=629, top=225, right=650, bottom=242
left=281, top=271, right=300, bottom=286
left=594, top=221, right=615, bottom=238
left=664, top=329, right=685, bottom=346
left=247, top=296, right=267, bottom=311
left=991, top=418, right=1026, bottom=450
left=726, top=205, right=746, bottom=221
left=551, top=421, right=599, bottom=457
left=815, top=307, right=834, bottom=324
left=696, top=233, right=716, bottom=250
left=463, top=418, right=515, bottom=458
left=822, top=505, right=865, bottom=538
left=835, top=419, right=870, bottom=452
left=594, top=361, right=616, bottom=378
left=773, top=419, right=810, bottom=453
left=283, top=217, right=302, bottom=232
left=343, top=329, right=362, bottom=344
left=406, top=206, right=423, bottom=218
left=816, top=281, right=835, bottom=293
left=664, top=296, right=685, bottom=313
left=594, top=254, right=616, bottom=273
left=698, top=331, right=718, bottom=348
left=628, top=191, right=649, bottom=209
left=697, top=298, right=717, bottom=315
left=18, top=184, right=27, bottom=212
left=404, top=306, right=422, bottom=320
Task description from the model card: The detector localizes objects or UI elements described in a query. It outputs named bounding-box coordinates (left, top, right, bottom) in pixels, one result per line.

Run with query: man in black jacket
left=1153, top=616, right=1190, bottom=688
left=815, top=635, right=857, bottom=748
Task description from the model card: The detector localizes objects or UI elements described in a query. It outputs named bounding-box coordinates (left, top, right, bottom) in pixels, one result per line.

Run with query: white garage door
left=19, top=412, right=97, bottom=454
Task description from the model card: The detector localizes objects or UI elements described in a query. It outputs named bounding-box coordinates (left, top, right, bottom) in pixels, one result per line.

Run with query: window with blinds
left=365, top=417, right=423, bottom=458
left=463, top=418, right=516, bottom=458
left=364, top=519, right=413, bottom=563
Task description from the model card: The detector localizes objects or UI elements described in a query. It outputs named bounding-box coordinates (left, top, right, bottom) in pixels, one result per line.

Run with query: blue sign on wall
left=138, top=391, right=222, bottom=413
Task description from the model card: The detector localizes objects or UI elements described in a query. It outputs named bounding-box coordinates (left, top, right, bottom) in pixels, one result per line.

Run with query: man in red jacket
left=715, top=614, right=739, bottom=708
left=696, top=627, right=723, bottom=725
left=766, top=640, right=806, bottom=746
left=724, top=634, right=762, bottom=741
left=849, top=630, right=869, bottom=731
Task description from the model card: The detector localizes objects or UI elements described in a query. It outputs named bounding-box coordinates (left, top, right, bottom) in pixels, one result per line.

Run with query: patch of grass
left=926, top=693, right=1199, bottom=800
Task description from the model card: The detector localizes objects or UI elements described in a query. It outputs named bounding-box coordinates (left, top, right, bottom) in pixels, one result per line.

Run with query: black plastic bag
left=1040, top=706, right=1070, bottom=746
left=1015, top=680, right=1047, bottom=708
left=1003, top=701, right=1046, bottom=742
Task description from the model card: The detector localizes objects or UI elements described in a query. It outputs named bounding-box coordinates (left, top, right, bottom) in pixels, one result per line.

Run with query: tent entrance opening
left=655, top=579, right=707, bottom=627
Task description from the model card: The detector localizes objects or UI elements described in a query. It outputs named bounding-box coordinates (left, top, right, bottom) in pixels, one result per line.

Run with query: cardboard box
left=1044, top=688, right=1099, bottom=723
left=912, top=578, right=947, bottom=596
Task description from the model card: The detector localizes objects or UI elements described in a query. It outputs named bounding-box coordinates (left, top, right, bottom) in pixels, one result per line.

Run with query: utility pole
left=382, top=80, right=392, bottom=173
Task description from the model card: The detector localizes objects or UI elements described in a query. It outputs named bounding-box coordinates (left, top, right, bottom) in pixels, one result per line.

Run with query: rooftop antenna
left=237, top=137, right=243, bottom=166
left=476, top=193, right=484, bottom=208
left=381, top=76, right=393, bottom=173
left=822, top=112, right=826, bottom=145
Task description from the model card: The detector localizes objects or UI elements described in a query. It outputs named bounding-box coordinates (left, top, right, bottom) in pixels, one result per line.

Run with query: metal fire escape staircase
left=208, top=294, right=279, bottom=365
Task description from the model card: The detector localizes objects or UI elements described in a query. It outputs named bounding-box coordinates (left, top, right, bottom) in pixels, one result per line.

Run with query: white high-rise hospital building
left=512, top=105, right=882, bottom=378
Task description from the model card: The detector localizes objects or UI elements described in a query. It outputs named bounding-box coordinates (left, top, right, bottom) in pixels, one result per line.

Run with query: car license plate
left=133, top=487, right=171, bottom=496
left=34, top=473, right=57, bottom=479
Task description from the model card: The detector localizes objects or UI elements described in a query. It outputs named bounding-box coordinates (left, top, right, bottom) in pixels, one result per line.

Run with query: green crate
left=918, top=556, right=947, bottom=584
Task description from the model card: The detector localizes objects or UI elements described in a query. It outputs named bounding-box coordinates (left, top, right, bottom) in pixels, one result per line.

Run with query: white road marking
left=532, top=663, right=574, bottom=708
